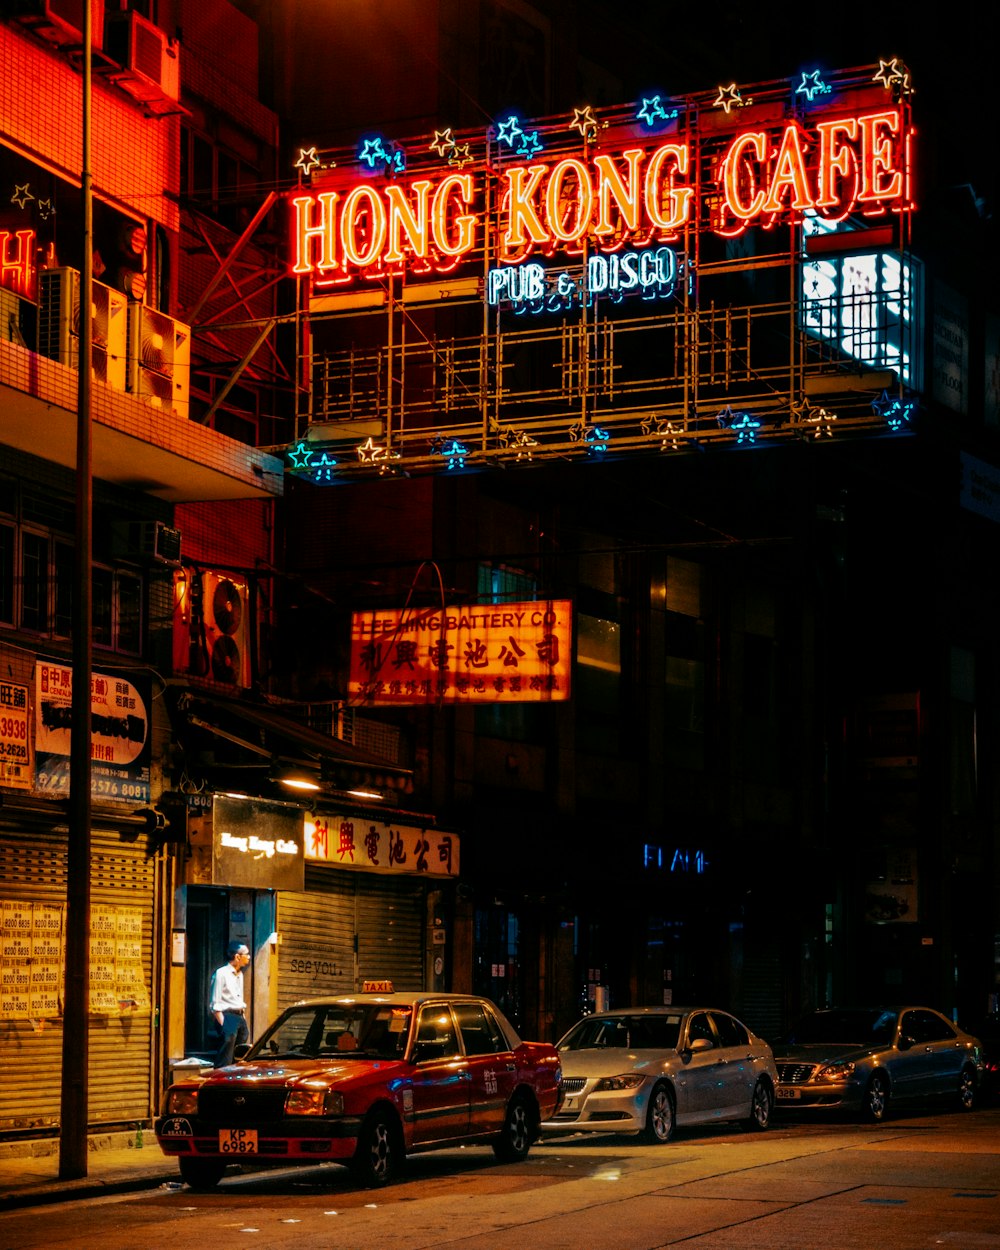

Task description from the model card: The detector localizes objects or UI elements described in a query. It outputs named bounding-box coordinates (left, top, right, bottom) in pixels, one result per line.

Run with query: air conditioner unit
left=104, top=9, right=179, bottom=103
left=37, top=266, right=128, bottom=390
left=5, top=0, right=104, bottom=49
left=112, top=520, right=182, bottom=565
left=127, top=302, right=191, bottom=419
left=0, top=287, right=29, bottom=346
left=173, top=569, right=251, bottom=688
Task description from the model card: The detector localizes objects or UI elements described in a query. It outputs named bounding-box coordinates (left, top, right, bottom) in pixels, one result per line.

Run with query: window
left=711, top=1013, right=749, bottom=1048
left=686, top=1013, right=715, bottom=1048
left=454, top=1002, right=510, bottom=1056
left=0, top=524, right=13, bottom=626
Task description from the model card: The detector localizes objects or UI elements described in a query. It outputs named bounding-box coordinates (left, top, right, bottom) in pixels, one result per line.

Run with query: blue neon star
left=359, top=137, right=388, bottom=168
left=497, top=116, right=523, bottom=147
left=796, top=71, right=831, bottom=102
left=286, top=441, right=312, bottom=469
left=516, top=130, right=543, bottom=158
left=637, top=96, right=668, bottom=127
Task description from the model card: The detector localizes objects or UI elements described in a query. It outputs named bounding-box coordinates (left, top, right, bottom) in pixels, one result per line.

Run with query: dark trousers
left=213, top=1011, right=249, bottom=1068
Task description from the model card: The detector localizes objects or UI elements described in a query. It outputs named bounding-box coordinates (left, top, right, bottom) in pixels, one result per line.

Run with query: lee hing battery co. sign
left=350, top=600, right=572, bottom=706
left=291, top=66, right=914, bottom=311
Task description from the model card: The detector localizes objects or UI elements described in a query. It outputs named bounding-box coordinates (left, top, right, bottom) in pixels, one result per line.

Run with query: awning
left=167, top=687, right=414, bottom=801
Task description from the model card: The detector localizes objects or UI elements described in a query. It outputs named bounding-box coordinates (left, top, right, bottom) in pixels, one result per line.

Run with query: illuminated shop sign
left=488, top=245, right=684, bottom=314
left=305, top=816, right=459, bottom=878
left=212, top=795, right=305, bottom=891
left=349, top=599, right=572, bottom=706
left=0, top=229, right=35, bottom=299
left=292, top=106, right=913, bottom=288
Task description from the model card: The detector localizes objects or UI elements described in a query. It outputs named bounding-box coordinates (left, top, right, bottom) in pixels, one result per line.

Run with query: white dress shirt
left=210, top=963, right=246, bottom=1014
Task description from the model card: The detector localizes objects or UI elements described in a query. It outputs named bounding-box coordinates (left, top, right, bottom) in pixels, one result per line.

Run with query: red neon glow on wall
left=0, top=229, right=36, bottom=299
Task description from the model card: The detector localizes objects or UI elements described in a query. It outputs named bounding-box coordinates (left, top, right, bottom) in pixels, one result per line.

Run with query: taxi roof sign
left=362, top=979, right=394, bottom=994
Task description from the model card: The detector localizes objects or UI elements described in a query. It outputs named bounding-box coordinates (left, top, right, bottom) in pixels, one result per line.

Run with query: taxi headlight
left=164, top=1087, right=199, bottom=1115
left=815, top=1061, right=856, bottom=1083
left=594, top=1074, right=646, bottom=1091
left=285, top=1089, right=344, bottom=1116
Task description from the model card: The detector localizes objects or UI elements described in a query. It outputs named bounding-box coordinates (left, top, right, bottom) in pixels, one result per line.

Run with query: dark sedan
left=772, top=1006, right=982, bottom=1122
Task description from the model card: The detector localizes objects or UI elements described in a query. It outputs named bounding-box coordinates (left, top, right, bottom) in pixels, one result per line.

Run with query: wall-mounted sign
left=292, top=87, right=914, bottom=294
left=0, top=681, right=30, bottom=791
left=305, top=816, right=459, bottom=878
left=33, top=663, right=151, bottom=802
left=0, top=900, right=63, bottom=1021
left=213, top=795, right=305, bottom=891
left=349, top=599, right=572, bottom=705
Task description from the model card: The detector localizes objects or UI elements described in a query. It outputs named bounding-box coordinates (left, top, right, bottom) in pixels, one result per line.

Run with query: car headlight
left=164, top=1087, right=199, bottom=1115
left=285, top=1088, right=345, bottom=1116
left=815, top=1061, right=856, bottom=1082
left=594, top=1074, right=646, bottom=1091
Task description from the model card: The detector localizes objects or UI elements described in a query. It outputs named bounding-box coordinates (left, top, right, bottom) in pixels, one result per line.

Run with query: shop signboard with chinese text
left=305, top=816, right=459, bottom=878
left=349, top=599, right=571, bottom=706
left=33, top=662, right=151, bottom=802
left=0, top=681, right=30, bottom=790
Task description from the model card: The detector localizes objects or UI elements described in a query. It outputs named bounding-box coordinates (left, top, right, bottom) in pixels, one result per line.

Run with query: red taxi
left=155, top=984, right=562, bottom=1189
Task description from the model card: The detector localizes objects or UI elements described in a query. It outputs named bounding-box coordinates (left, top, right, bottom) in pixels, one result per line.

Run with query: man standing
left=210, top=940, right=250, bottom=1067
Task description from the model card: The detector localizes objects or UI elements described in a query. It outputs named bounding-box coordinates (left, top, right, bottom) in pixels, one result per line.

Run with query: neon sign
left=0, top=229, right=36, bottom=299
left=292, top=106, right=913, bottom=283
left=487, top=244, right=682, bottom=314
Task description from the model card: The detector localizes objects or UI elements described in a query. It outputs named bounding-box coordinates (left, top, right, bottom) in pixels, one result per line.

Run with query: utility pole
left=59, top=0, right=93, bottom=1181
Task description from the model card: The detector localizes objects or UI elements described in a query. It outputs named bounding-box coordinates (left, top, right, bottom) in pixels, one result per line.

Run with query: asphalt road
left=2, top=1106, right=999, bottom=1249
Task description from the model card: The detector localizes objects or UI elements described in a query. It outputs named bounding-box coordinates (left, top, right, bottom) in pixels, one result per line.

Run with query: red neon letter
left=858, top=109, right=904, bottom=205
left=431, top=174, right=477, bottom=258
left=0, top=229, right=35, bottom=296
left=594, top=149, right=643, bottom=237
left=761, top=123, right=814, bottom=215
left=340, top=185, right=387, bottom=269
left=644, top=143, right=693, bottom=233
left=292, top=192, right=339, bottom=274
left=503, top=164, right=550, bottom=248
left=384, top=180, right=432, bottom=264
left=720, top=131, right=767, bottom=224
left=815, top=117, right=859, bottom=212
left=545, top=159, right=593, bottom=243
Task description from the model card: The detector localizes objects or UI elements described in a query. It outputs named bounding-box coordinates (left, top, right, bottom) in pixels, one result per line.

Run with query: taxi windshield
left=248, top=1003, right=412, bottom=1061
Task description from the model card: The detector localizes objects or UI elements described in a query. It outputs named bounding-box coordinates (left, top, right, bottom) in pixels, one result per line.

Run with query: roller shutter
left=277, top=866, right=426, bottom=1010
left=0, top=826, right=156, bottom=1135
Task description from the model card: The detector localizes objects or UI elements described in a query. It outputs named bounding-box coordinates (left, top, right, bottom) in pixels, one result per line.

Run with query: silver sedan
left=540, top=1006, right=777, bottom=1143
left=772, top=1006, right=983, bottom=1121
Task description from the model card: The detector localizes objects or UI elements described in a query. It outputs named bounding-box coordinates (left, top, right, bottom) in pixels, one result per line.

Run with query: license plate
left=776, top=1087, right=801, bottom=1100
left=219, top=1128, right=258, bottom=1154
left=563, top=1096, right=577, bottom=1111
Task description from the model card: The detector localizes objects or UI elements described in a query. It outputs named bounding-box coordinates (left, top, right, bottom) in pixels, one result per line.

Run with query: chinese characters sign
left=33, top=662, right=151, bottom=803
left=305, top=816, right=459, bottom=879
left=0, top=681, right=30, bottom=791
left=349, top=599, right=572, bottom=705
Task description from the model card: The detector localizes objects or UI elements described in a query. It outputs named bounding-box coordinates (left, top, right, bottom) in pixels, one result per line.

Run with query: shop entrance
left=184, top=886, right=248, bottom=1058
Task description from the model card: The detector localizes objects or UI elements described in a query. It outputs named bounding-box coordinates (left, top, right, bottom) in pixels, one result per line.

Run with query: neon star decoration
left=286, top=440, right=312, bottom=469
left=357, top=436, right=388, bottom=464
left=713, top=83, right=750, bottom=114
left=496, top=116, right=524, bottom=148
left=716, top=406, right=759, bottom=442
left=516, top=130, right=543, bottom=158
left=10, top=184, right=34, bottom=209
left=285, top=441, right=339, bottom=481
left=795, top=71, right=831, bottom=102
left=873, top=58, right=911, bottom=94
left=636, top=95, right=678, bottom=128
left=641, top=415, right=681, bottom=449
left=294, top=147, right=322, bottom=176
left=569, top=422, right=609, bottom=453
left=497, top=427, right=539, bottom=460
left=436, top=439, right=469, bottom=469
left=430, top=128, right=456, bottom=158
left=358, top=137, right=406, bottom=173
left=792, top=399, right=837, bottom=438
left=448, top=142, right=473, bottom=168
left=569, top=106, right=599, bottom=138
left=872, top=390, right=915, bottom=430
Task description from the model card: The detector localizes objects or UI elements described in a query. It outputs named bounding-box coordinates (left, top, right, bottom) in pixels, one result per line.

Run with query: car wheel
left=178, top=1157, right=225, bottom=1190
left=643, top=1081, right=675, bottom=1143
left=743, top=1078, right=773, bottom=1131
left=493, top=1093, right=533, bottom=1162
left=352, top=1109, right=402, bottom=1187
left=957, top=1065, right=977, bottom=1112
left=862, top=1072, right=889, bottom=1123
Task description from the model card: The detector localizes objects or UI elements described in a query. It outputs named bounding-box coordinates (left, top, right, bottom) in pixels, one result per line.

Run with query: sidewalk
left=0, top=1132, right=179, bottom=1211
